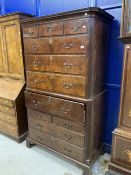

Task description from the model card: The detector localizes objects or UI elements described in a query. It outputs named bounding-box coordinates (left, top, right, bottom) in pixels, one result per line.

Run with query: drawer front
left=53, top=116, right=85, bottom=134
left=53, top=138, right=84, bottom=162
left=26, top=71, right=86, bottom=97
left=24, top=38, right=51, bottom=53
left=0, top=120, right=18, bottom=136
left=24, top=36, right=87, bottom=54
left=112, top=135, right=131, bottom=169
left=0, top=105, right=16, bottom=115
left=23, top=26, right=38, bottom=38
left=0, top=98, right=14, bottom=107
left=29, top=128, right=53, bottom=148
left=29, top=117, right=84, bottom=148
left=51, top=36, right=87, bottom=54
left=26, top=71, right=52, bottom=91
left=27, top=108, right=52, bottom=123
left=53, top=74, right=86, bottom=97
left=0, top=112, right=17, bottom=125
left=39, top=22, right=63, bottom=36
left=25, top=92, right=85, bottom=123
left=25, top=55, right=87, bottom=76
left=64, top=20, right=88, bottom=35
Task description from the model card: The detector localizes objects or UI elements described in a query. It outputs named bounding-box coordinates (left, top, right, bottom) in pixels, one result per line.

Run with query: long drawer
left=25, top=91, right=85, bottom=123
left=29, top=128, right=84, bottom=162
left=26, top=71, right=86, bottom=97
left=27, top=108, right=85, bottom=134
left=0, top=104, right=16, bottom=115
left=0, top=112, right=17, bottom=125
left=0, top=120, right=18, bottom=136
left=24, top=36, right=87, bottom=54
left=28, top=117, right=84, bottom=147
left=25, top=55, right=87, bottom=76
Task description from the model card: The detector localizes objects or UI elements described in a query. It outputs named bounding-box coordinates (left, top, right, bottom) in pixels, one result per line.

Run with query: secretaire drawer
left=27, top=108, right=52, bottom=123
left=25, top=55, right=87, bottom=76
left=23, top=26, right=38, bottom=38
left=25, top=91, right=85, bottom=123
left=28, top=117, right=84, bottom=147
left=29, top=128, right=53, bottom=148
left=64, top=19, right=88, bottom=35
left=24, top=36, right=88, bottom=54
left=53, top=138, right=84, bottom=162
left=39, top=22, right=63, bottom=36
left=112, top=134, right=131, bottom=169
left=53, top=116, right=85, bottom=134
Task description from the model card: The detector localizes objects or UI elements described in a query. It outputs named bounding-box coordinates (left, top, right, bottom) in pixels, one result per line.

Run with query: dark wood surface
left=22, top=8, right=113, bottom=174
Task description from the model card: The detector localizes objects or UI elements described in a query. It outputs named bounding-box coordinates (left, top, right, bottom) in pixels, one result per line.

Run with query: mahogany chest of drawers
left=0, top=13, right=32, bottom=142
left=22, top=8, right=113, bottom=174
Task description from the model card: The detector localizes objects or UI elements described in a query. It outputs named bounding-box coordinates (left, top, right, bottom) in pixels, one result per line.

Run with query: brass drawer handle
left=37, top=136, right=43, bottom=142
left=64, top=43, right=73, bottom=49
left=46, top=26, right=55, bottom=32
left=64, top=63, right=73, bottom=69
left=64, top=121, right=72, bottom=129
left=32, top=100, right=40, bottom=106
left=63, top=82, right=72, bottom=89
left=124, top=149, right=131, bottom=162
left=61, top=107, right=70, bottom=114
left=33, top=61, right=41, bottom=67
left=65, top=134, right=72, bottom=140
left=65, top=147, right=72, bottom=153
left=34, top=79, right=43, bottom=83
left=71, top=24, right=81, bottom=32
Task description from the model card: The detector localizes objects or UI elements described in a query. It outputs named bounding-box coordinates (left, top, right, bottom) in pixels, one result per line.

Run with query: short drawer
left=25, top=91, right=85, bottom=123
left=53, top=74, right=86, bottom=97
left=53, top=116, right=85, bottom=134
left=0, top=105, right=16, bottom=115
left=0, top=120, right=18, bottom=136
left=28, top=117, right=84, bottom=148
left=64, top=20, right=88, bottom=35
left=23, top=26, right=38, bottom=38
left=51, top=36, right=87, bottom=54
left=25, top=55, right=87, bottom=76
left=24, top=38, right=51, bottom=53
left=0, top=97, right=14, bottom=107
left=112, top=134, right=131, bottom=169
left=24, top=36, right=87, bottom=54
left=26, top=71, right=86, bottom=97
left=53, top=138, right=84, bottom=162
left=39, top=22, right=63, bottom=36
left=27, top=108, right=52, bottom=123
left=29, top=128, right=53, bottom=148
left=26, top=71, right=52, bottom=92
left=0, top=112, right=17, bottom=125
